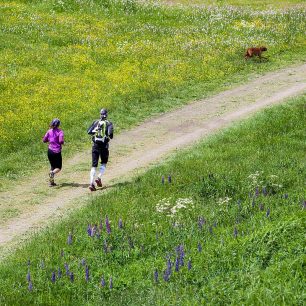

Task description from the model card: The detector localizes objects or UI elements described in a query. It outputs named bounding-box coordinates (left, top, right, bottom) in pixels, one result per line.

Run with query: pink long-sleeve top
left=43, top=128, right=64, bottom=153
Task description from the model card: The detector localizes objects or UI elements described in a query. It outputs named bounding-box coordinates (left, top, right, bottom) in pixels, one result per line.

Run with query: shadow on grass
left=59, top=182, right=89, bottom=188
left=58, top=181, right=131, bottom=190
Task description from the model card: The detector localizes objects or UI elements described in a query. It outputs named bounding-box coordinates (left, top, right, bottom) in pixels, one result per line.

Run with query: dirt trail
left=1, top=63, right=306, bottom=257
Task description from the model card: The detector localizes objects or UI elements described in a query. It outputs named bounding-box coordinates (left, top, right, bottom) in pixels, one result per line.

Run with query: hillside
left=0, top=94, right=305, bottom=305
left=0, top=1, right=305, bottom=304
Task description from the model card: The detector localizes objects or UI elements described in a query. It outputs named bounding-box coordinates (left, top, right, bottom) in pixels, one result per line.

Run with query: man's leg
left=89, top=146, right=99, bottom=191
left=96, top=149, right=109, bottom=187
left=96, top=164, right=106, bottom=187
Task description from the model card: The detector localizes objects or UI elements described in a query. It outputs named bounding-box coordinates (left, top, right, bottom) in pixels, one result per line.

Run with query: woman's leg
left=52, top=168, right=61, bottom=174
left=48, top=151, right=62, bottom=186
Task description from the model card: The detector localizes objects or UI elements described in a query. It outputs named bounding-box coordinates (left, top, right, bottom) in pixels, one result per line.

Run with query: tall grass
left=1, top=0, right=306, bottom=185
left=0, top=95, right=305, bottom=305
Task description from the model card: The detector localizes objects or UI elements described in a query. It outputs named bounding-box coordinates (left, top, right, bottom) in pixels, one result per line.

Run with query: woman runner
left=42, top=118, right=64, bottom=186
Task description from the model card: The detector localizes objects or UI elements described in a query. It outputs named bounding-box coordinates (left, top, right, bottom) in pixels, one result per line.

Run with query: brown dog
left=245, top=46, right=267, bottom=60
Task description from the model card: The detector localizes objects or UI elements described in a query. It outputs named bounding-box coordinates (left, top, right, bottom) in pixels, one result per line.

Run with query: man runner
left=87, top=108, right=114, bottom=191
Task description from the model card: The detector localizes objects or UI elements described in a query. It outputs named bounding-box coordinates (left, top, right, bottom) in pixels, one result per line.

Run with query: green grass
left=158, top=0, right=306, bottom=9
left=0, top=95, right=305, bottom=305
left=1, top=0, right=306, bottom=188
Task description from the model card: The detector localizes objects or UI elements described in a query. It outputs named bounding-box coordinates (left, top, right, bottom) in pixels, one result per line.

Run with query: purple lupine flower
left=67, top=233, right=72, bottom=245
left=259, top=203, right=264, bottom=211
left=70, top=272, right=74, bottom=282
left=197, top=243, right=202, bottom=252
left=91, top=225, right=97, bottom=237
left=234, top=227, right=238, bottom=239
left=262, top=187, right=268, bottom=196
left=266, top=208, right=270, bottom=218
left=255, top=187, right=259, bottom=197
left=90, top=226, right=94, bottom=237
left=64, top=263, right=69, bottom=275
left=87, top=224, right=92, bottom=237
left=161, top=176, right=165, bottom=184
left=118, top=219, right=123, bottom=229
left=154, top=269, right=158, bottom=283
left=168, top=175, right=172, bottom=183
left=26, top=271, right=31, bottom=282
left=163, top=270, right=170, bottom=282
left=198, top=216, right=205, bottom=230
left=28, top=281, right=33, bottom=292
left=58, top=267, right=62, bottom=279
left=179, top=249, right=185, bottom=266
left=166, top=257, right=172, bottom=275
left=109, top=277, right=113, bottom=289
left=81, top=258, right=86, bottom=266
left=51, top=272, right=56, bottom=283
left=105, top=216, right=111, bottom=234
left=85, top=265, right=89, bottom=282
left=187, top=259, right=192, bottom=271
left=101, top=276, right=106, bottom=287
left=175, top=257, right=179, bottom=272
left=303, top=200, right=306, bottom=210
left=99, top=221, right=103, bottom=231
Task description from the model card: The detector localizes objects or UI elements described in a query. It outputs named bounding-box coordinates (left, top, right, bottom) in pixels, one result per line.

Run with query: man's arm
left=87, top=120, right=98, bottom=135
left=107, top=122, right=114, bottom=139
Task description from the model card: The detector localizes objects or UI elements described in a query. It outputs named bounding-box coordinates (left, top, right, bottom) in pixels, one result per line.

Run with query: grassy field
left=158, top=0, right=306, bottom=9
left=1, top=0, right=306, bottom=187
left=0, top=95, right=305, bottom=305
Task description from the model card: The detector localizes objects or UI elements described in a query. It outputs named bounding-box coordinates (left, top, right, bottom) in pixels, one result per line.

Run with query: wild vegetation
left=0, top=95, right=305, bottom=305
left=158, top=0, right=306, bottom=9
left=1, top=1, right=305, bottom=303
left=1, top=0, right=306, bottom=187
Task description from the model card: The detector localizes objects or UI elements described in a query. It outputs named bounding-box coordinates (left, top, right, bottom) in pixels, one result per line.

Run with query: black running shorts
left=48, top=149, right=62, bottom=170
left=92, top=145, right=109, bottom=167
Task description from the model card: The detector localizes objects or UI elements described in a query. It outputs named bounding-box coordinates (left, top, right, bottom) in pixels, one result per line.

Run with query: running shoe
left=49, top=171, right=55, bottom=184
left=89, top=184, right=96, bottom=192
left=95, top=178, right=102, bottom=187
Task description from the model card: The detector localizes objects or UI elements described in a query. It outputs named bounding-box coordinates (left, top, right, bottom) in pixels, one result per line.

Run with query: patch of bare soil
left=0, top=63, right=306, bottom=259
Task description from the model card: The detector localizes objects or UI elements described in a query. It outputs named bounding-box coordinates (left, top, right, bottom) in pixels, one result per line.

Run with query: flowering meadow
left=1, top=0, right=306, bottom=184
left=0, top=95, right=305, bottom=304
left=159, top=0, right=306, bottom=9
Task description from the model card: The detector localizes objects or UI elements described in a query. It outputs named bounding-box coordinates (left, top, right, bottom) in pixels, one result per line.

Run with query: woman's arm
left=59, top=131, right=64, bottom=145
left=42, top=131, right=49, bottom=143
